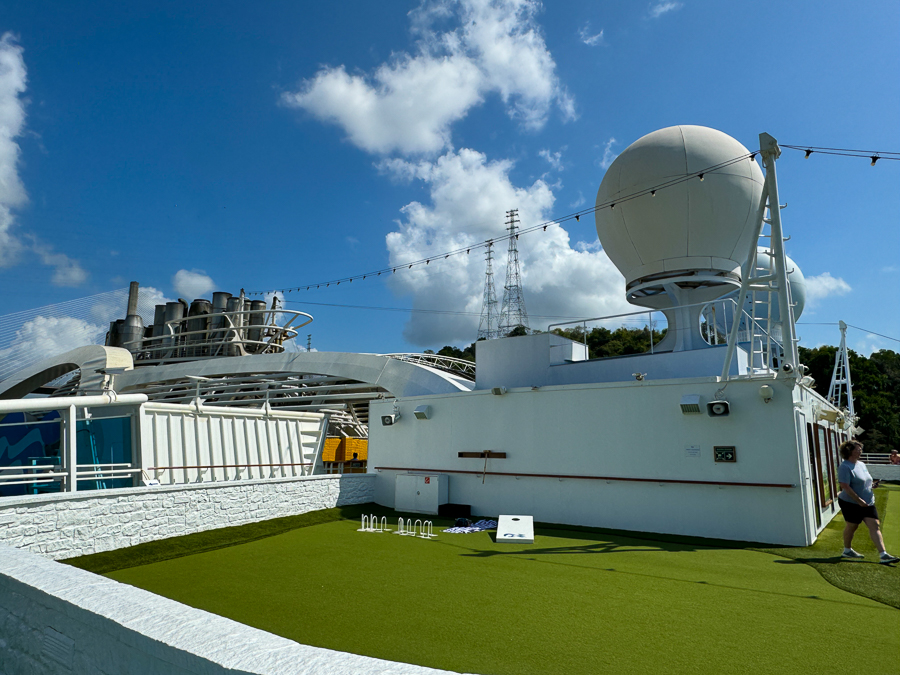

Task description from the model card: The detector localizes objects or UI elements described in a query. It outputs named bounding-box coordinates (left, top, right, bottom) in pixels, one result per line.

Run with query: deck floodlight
left=680, top=395, right=701, bottom=414
left=759, top=385, right=774, bottom=403
left=491, top=387, right=507, bottom=396
left=381, top=413, right=400, bottom=426
left=707, top=400, right=730, bottom=417
left=817, top=408, right=839, bottom=423
left=414, top=405, right=432, bottom=420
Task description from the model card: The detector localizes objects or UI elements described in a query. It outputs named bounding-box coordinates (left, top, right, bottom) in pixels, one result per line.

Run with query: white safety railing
left=861, top=453, right=892, bottom=466
left=1, top=392, right=328, bottom=498
left=0, top=393, right=147, bottom=496
left=547, top=296, right=785, bottom=379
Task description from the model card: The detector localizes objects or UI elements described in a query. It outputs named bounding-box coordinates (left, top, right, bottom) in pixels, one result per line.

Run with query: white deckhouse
left=370, top=127, right=849, bottom=546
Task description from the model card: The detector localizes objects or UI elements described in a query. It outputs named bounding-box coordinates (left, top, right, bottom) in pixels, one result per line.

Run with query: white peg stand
left=496, top=515, right=534, bottom=544
left=394, top=474, right=448, bottom=515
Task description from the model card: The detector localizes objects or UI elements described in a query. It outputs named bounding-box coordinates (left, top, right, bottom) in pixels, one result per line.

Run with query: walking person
left=837, top=439, right=899, bottom=563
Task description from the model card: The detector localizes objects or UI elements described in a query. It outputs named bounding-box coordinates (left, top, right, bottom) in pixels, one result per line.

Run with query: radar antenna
left=476, top=240, right=499, bottom=340
left=499, top=209, right=530, bottom=337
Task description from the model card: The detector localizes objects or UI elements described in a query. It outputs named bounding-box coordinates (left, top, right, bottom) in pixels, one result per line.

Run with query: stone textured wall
left=0, top=543, right=455, bottom=675
left=0, top=474, right=374, bottom=560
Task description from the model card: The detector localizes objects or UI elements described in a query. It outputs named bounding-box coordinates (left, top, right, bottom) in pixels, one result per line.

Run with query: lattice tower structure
left=827, top=320, right=855, bottom=417
left=499, top=209, right=531, bottom=336
left=476, top=240, right=499, bottom=340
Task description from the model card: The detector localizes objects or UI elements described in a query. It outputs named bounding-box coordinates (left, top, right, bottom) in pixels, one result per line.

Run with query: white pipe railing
left=547, top=296, right=785, bottom=379
left=0, top=393, right=148, bottom=413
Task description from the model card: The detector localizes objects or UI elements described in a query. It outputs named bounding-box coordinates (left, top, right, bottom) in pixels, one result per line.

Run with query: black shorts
left=838, top=498, right=879, bottom=524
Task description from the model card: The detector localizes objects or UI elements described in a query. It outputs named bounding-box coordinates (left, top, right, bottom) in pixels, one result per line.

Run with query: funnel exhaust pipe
left=127, top=281, right=140, bottom=316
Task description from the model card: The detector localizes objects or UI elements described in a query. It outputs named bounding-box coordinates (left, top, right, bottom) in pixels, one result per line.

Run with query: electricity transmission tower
left=476, top=240, right=499, bottom=340
left=499, top=209, right=530, bottom=337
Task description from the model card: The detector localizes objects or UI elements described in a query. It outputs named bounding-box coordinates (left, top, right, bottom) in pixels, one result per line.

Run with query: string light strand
left=247, top=151, right=755, bottom=296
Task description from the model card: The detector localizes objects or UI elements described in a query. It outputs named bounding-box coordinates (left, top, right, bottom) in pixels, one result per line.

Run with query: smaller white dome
left=710, top=249, right=807, bottom=339
left=749, top=248, right=807, bottom=321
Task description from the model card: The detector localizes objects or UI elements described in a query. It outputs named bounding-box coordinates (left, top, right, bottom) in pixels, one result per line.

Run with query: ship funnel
left=127, top=281, right=140, bottom=317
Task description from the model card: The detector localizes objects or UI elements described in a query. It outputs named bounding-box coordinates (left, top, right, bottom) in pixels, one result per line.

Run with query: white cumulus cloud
left=31, top=239, right=89, bottom=287
left=0, top=34, right=88, bottom=285
left=0, top=316, right=106, bottom=380
left=0, top=32, right=28, bottom=268
left=804, top=272, right=851, bottom=306
left=538, top=148, right=565, bottom=171
left=138, top=286, right=173, bottom=310
left=578, top=23, right=604, bottom=46
left=598, top=137, right=618, bottom=170
left=282, top=0, right=574, bottom=156
left=173, top=269, right=216, bottom=299
left=648, top=2, right=683, bottom=19
left=380, top=148, right=631, bottom=346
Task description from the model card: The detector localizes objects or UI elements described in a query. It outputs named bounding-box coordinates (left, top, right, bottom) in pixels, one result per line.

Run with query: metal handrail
left=382, top=353, right=476, bottom=379
left=547, top=296, right=784, bottom=377
left=0, top=470, right=69, bottom=481
left=149, top=462, right=313, bottom=471
left=123, top=308, right=313, bottom=359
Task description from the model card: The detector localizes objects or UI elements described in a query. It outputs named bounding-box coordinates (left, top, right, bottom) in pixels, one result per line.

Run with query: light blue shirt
left=838, top=460, right=874, bottom=506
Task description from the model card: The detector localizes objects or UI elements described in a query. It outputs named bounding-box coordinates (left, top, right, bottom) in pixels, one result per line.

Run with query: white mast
left=828, top=320, right=855, bottom=417
left=720, top=132, right=799, bottom=380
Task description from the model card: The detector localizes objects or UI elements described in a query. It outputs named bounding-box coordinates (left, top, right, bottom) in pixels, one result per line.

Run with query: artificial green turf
left=97, top=512, right=899, bottom=675
left=63, top=504, right=383, bottom=575
left=754, top=485, right=900, bottom=609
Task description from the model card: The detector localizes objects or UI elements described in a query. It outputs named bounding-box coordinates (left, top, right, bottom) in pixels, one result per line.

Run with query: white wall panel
left=140, top=404, right=325, bottom=486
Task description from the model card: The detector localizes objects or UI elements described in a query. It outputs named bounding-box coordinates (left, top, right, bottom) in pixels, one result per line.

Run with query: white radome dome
left=749, top=247, right=807, bottom=321
left=595, top=125, right=764, bottom=292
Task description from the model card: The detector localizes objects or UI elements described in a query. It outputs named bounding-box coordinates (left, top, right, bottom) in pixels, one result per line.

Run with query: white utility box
left=394, top=474, right=449, bottom=515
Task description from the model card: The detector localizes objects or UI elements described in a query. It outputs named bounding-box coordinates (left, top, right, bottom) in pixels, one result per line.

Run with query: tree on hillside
left=551, top=325, right=667, bottom=359
left=799, top=346, right=900, bottom=454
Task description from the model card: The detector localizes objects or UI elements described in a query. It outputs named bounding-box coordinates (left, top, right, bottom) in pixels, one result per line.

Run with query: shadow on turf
left=773, top=557, right=898, bottom=566
left=457, top=539, right=892, bottom=610
left=473, top=537, right=686, bottom=557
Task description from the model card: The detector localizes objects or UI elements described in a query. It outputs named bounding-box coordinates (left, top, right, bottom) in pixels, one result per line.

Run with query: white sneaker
left=880, top=552, right=899, bottom=563
left=841, top=548, right=865, bottom=559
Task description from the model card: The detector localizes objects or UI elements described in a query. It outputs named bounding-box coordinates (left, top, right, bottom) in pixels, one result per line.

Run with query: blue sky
left=0, top=0, right=897, bottom=358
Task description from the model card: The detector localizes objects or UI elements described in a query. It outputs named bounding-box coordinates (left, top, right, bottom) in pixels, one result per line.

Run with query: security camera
left=381, top=413, right=400, bottom=426
left=782, top=363, right=794, bottom=374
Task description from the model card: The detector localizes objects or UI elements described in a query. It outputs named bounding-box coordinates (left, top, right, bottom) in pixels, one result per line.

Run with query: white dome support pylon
left=720, top=133, right=800, bottom=381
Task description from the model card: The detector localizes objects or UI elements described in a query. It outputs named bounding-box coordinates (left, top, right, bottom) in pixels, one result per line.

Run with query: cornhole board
left=496, top=515, right=534, bottom=544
